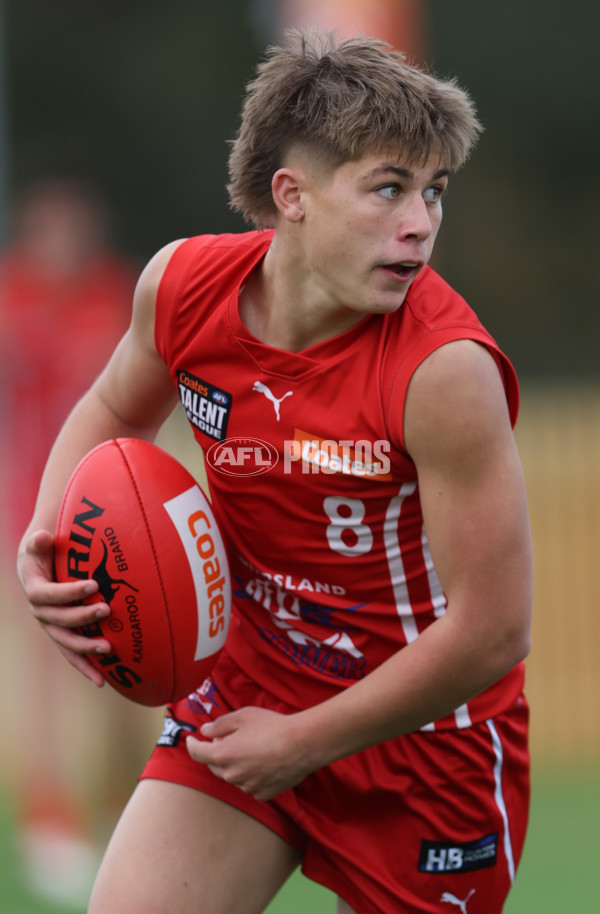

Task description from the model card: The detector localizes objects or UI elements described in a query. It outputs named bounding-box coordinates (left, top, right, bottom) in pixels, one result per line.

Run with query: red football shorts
left=141, top=650, right=530, bottom=914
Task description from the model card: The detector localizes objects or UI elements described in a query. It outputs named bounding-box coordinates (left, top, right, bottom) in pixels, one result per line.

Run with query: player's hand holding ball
left=50, top=438, right=231, bottom=705
left=17, top=526, right=111, bottom=685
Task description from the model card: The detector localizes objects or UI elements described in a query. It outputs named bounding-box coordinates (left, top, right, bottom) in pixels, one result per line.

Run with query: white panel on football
left=163, top=485, right=230, bottom=660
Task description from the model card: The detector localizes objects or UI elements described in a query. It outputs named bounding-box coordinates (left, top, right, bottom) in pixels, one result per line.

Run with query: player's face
left=298, top=150, right=448, bottom=315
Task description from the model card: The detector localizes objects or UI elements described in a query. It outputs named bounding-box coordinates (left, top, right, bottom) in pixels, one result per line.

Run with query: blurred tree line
left=2, top=0, right=599, bottom=379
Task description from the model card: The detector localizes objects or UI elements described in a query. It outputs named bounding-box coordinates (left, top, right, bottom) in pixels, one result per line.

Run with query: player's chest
left=174, top=343, right=389, bottom=471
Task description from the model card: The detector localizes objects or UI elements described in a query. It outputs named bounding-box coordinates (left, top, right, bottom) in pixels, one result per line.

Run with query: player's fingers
left=185, top=735, right=213, bottom=764
left=185, top=738, right=249, bottom=790
left=24, top=527, right=54, bottom=553
left=19, top=529, right=103, bottom=609
left=185, top=736, right=232, bottom=772
left=30, top=596, right=110, bottom=629
left=199, top=713, right=240, bottom=739
left=56, top=643, right=108, bottom=688
left=18, top=529, right=55, bottom=579
left=19, top=531, right=101, bottom=608
left=44, top=621, right=112, bottom=657
left=25, top=575, right=99, bottom=608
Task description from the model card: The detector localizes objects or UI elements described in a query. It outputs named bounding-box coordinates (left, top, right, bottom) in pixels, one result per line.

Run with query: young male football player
left=17, top=29, right=533, bottom=914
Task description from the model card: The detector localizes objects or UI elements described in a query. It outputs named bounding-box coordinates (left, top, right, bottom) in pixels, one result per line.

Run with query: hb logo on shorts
left=418, top=833, right=498, bottom=874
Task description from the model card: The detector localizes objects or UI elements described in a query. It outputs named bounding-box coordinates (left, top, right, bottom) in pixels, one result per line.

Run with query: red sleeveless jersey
left=155, top=231, right=523, bottom=729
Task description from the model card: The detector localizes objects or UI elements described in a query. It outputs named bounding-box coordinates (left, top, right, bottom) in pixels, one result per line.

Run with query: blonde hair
left=227, top=28, right=483, bottom=228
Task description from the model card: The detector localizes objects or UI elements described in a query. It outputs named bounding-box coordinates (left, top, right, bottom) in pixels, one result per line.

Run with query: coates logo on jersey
left=206, top=437, right=279, bottom=476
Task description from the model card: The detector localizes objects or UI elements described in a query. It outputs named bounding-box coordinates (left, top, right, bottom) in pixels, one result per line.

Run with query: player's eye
left=377, top=183, right=401, bottom=200
left=423, top=184, right=446, bottom=203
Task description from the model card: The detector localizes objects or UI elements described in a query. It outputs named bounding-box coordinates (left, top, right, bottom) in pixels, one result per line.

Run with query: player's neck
left=239, top=240, right=366, bottom=353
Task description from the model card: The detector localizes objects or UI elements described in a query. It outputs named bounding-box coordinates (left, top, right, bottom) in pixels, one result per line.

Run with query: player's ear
left=271, top=168, right=305, bottom=223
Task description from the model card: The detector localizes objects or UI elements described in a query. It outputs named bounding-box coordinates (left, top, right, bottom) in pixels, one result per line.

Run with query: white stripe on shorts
left=486, top=718, right=516, bottom=883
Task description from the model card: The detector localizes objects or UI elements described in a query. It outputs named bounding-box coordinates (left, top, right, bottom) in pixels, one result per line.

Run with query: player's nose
left=396, top=192, right=433, bottom=242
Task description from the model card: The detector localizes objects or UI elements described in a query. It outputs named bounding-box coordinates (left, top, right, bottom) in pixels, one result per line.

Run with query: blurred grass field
left=1, top=767, right=598, bottom=913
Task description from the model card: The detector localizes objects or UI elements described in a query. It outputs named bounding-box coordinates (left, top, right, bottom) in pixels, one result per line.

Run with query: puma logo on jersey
left=441, top=890, right=476, bottom=913
left=252, top=381, right=293, bottom=421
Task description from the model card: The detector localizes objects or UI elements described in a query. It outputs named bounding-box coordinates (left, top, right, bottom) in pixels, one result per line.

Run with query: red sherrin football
left=54, top=438, right=231, bottom=706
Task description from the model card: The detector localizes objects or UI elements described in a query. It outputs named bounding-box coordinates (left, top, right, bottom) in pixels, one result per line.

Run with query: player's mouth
left=381, top=261, right=422, bottom=283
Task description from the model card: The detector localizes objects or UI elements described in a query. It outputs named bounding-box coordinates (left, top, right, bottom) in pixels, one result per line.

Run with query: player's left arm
left=312, top=338, right=533, bottom=735
left=401, top=337, right=534, bottom=691
left=189, top=340, right=533, bottom=798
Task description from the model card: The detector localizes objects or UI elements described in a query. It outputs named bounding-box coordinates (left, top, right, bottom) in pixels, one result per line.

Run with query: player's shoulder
left=404, top=264, right=476, bottom=327
left=155, top=230, right=274, bottom=288
left=164, top=230, right=273, bottom=259
left=411, top=336, right=503, bottom=389
left=134, top=238, right=189, bottom=297
left=405, top=339, right=513, bottom=463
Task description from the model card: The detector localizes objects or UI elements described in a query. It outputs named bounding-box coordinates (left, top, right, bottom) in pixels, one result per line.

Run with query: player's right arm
left=16, top=240, right=186, bottom=684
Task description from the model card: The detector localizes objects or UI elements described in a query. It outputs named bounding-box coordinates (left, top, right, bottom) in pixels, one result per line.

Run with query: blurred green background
left=1, top=1, right=599, bottom=911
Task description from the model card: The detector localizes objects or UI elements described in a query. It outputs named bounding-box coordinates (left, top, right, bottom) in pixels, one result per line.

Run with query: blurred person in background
left=0, top=178, right=147, bottom=907
left=0, top=178, right=137, bottom=540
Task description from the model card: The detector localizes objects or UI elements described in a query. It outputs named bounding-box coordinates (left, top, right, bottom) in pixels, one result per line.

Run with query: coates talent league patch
left=177, top=370, right=232, bottom=441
